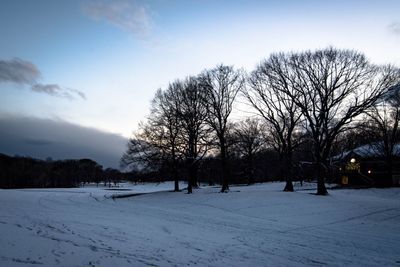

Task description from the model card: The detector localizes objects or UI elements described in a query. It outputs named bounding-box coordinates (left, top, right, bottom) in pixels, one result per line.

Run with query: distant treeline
left=135, top=146, right=318, bottom=186
left=0, top=154, right=135, bottom=189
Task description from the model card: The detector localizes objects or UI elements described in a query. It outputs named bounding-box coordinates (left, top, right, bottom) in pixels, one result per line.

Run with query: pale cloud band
left=0, top=58, right=85, bottom=100
left=82, top=0, right=153, bottom=38
left=388, top=22, right=400, bottom=35
left=31, top=84, right=86, bottom=100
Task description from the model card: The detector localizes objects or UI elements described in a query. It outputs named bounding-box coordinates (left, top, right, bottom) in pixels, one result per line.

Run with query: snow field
left=0, top=182, right=399, bottom=266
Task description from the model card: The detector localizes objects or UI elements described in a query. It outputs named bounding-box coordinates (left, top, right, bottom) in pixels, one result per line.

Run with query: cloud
left=0, top=58, right=85, bottom=100
left=83, top=0, right=153, bottom=37
left=0, top=58, right=40, bottom=84
left=32, top=83, right=86, bottom=100
left=0, top=114, right=128, bottom=168
left=388, top=22, right=400, bottom=35
left=69, top=88, right=87, bottom=100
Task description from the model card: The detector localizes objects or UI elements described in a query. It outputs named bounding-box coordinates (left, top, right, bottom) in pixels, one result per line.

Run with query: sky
left=0, top=0, right=399, bottom=167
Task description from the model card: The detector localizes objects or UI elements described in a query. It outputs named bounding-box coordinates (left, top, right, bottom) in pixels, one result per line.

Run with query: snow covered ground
left=0, top=182, right=400, bottom=266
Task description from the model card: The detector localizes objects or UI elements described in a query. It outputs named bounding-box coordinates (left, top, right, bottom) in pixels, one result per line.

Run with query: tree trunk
left=172, top=149, right=179, bottom=192
left=284, top=180, right=294, bottom=191
left=174, top=179, right=179, bottom=192
left=173, top=167, right=179, bottom=192
left=187, top=158, right=199, bottom=194
left=283, top=153, right=294, bottom=192
left=187, top=159, right=193, bottom=194
left=221, top=160, right=229, bottom=192
left=316, top=163, right=328, bottom=195
left=316, top=177, right=328, bottom=195
left=187, top=182, right=192, bottom=194
left=220, top=139, right=229, bottom=192
left=313, top=145, right=329, bottom=195
left=187, top=135, right=194, bottom=194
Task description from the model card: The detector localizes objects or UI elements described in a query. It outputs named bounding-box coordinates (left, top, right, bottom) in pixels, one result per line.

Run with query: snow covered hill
left=0, top=182, right=399, bottom=266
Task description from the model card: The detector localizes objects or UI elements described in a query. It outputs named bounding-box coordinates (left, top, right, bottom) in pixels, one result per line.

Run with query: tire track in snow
left=278, top=207, right=400, bottom=234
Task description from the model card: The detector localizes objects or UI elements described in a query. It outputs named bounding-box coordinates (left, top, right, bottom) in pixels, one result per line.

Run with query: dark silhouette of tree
left=104, top=168, right=122, bottom=187
left=362, top=84, right=400, bottom=184
left=231, top=118, right=266, bottom=185
left=77, top=158, right=103, bottom=185
left=281, top=47, right=399, bottom=195
left=173, top=77, right=209, bottom=193
left=122, top=85, right=188, bottom=189
left=244, top=55, right=303, bottom=192
left=150, top=88, right=183, bottom=191
left=121, top=77, right=209, bottom=193
left=0, top=154, right=104, bottom=189
left=121, top=123, right=165, bottom=174
left=200, top=65, right=244, bottom=192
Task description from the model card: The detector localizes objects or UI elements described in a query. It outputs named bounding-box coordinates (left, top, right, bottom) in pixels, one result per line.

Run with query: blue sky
left=0, top=0, right=400, bottom=166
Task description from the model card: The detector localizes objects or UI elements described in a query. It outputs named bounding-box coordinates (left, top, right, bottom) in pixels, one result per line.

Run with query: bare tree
left=283, top=47, right=400, bottom=195
left=173, top=77, right=210, bottom=194
left=122, top=77, right=209, bottom=193
left=121, top=88, right=182, bottom=190
left=150, top=88, right=183, bottom=191
left=232, top=118, right=266, bottom=185
left=363, top=84, right=400, bottom=184
left=244, top=54, right=303, bottom=192
left=121, top=122, right=166, bottom=175
left=200, top=65, right=244, bottom=192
